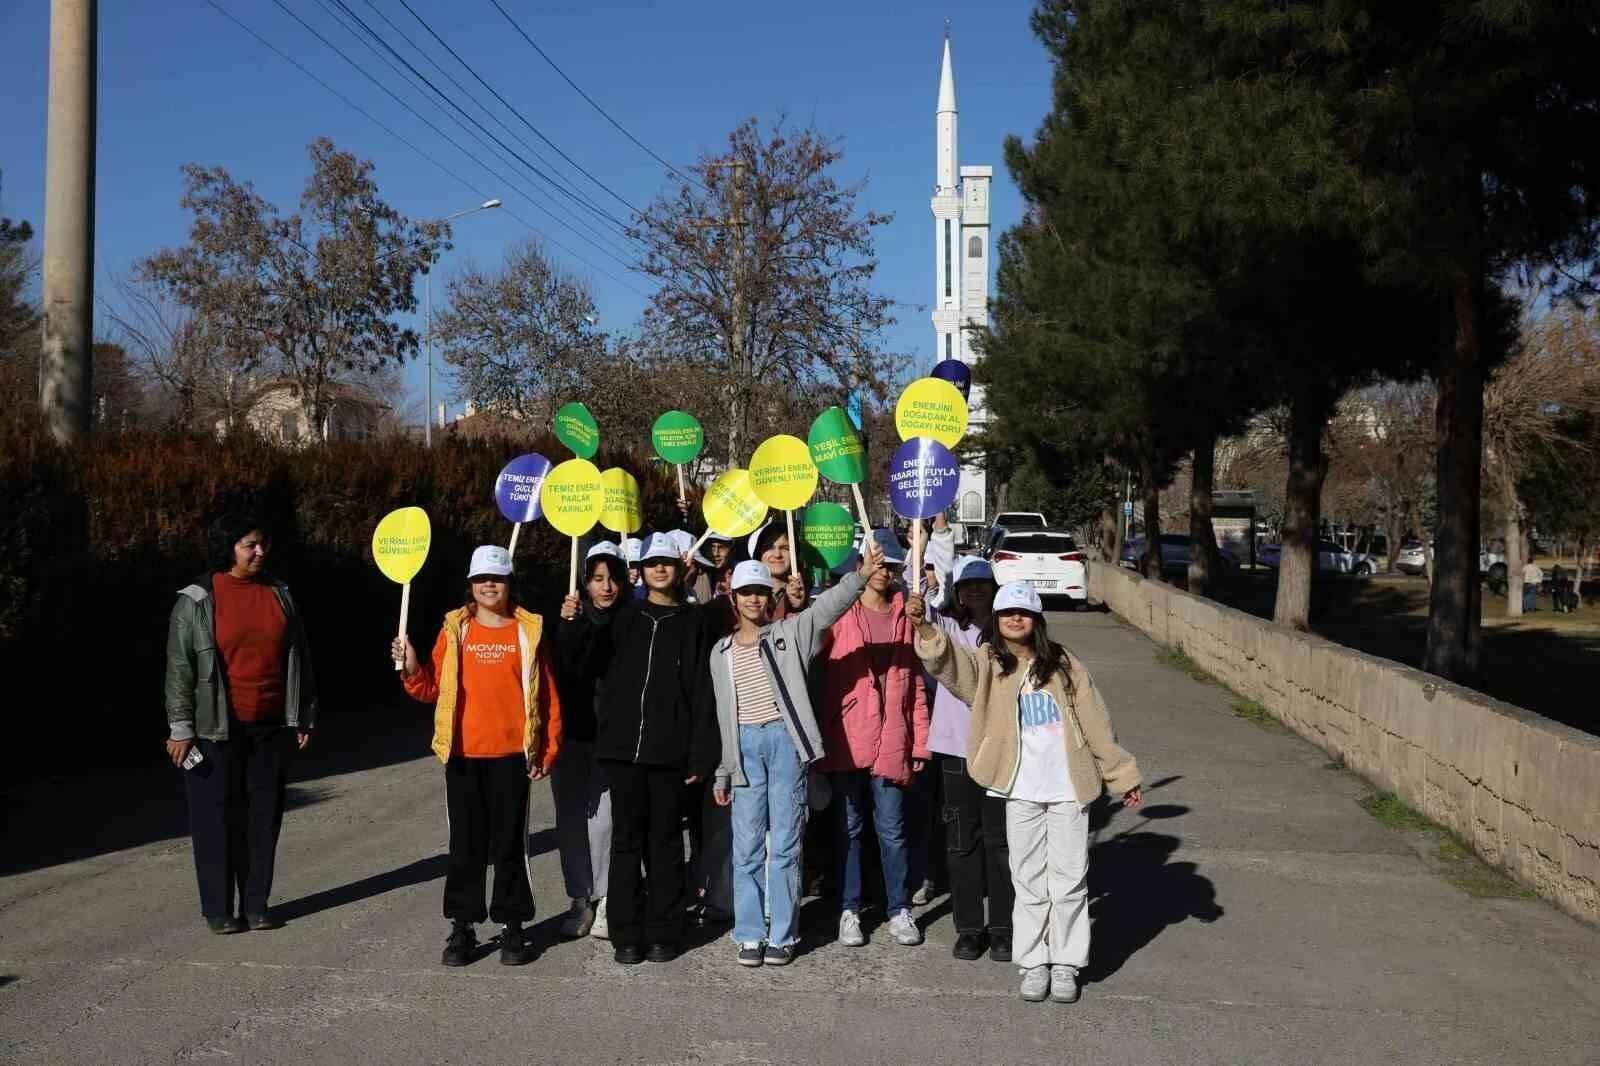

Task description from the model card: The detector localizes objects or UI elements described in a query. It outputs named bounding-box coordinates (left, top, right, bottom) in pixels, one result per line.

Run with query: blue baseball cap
left=951, top=555, right=994, bottom=586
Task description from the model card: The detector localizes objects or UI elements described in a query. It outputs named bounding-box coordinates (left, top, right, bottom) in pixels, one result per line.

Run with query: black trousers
left=939, top=754, right=1013, bottom=935
left=184, top=723, right=291, bottom=920
left=686, top=778, right=733, bottom=915
left=444, top=755, right=534, bottom=925
left=604, top=760, right=686, bottom=947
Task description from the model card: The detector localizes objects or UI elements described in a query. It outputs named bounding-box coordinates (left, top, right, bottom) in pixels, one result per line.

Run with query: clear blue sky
left=0, top=0, right=1052, bottom=417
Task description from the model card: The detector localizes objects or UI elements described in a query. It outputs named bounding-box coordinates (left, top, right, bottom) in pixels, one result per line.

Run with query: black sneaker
left=952, top=932, right=988, bottom=961
left=245, top=912, right=282, bottom=931
left=613, top=943, right=645, bottom=965
left=762, top=944, right=795, bottom=966
left=498, top=922, right=534, bottom=966
left=736, top=942, right=765, bottom=967
left=206, top=916, right=246, bottom=935
left=645, top=942, right=678, bottom=963
left=441, top=922, right=476, bottom=967
left=988, top=933, right=1013, bottom=963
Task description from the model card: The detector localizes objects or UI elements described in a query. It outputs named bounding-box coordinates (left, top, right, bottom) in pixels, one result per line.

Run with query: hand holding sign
left=652, top=410, right=704, bottom=505
left=372, top=507, right=432, bottom=670
left=495, top=453, right=552, bottom=556
left=807, top=405, right=871, bottom=527
left=889, top=438, right=960, bottom=595
left=750, top=434, right=819, bottom=578
left=540, top=459, right=604, bottom=594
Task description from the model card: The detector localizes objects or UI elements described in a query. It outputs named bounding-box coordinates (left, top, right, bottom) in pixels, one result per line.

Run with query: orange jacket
left=403, top=605, right=562, bottom=770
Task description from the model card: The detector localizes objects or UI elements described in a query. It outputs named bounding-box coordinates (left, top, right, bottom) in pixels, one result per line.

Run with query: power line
left=392, top=0, right=647, bottom=220
left=310, top=0, right=639, bottom=262
left=206, top=2, right=648, bottom=296
left=271, top=0, right=635, bottom=238
left=484, top=0, right=705, bottom=193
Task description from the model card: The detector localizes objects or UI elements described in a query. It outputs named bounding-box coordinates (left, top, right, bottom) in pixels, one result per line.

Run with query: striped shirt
left=731, top=641, right=781, bottom=725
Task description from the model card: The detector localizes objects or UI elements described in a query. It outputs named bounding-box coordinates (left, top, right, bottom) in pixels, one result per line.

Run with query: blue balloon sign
left=889, top=437, right=961, bottom=520
left=931, top=358, right=971, bottom=399
left=495, top=453, right=553, bottom=523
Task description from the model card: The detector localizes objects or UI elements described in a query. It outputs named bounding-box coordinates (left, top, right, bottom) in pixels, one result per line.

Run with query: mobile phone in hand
left=181, top=746, right=204, bottom=771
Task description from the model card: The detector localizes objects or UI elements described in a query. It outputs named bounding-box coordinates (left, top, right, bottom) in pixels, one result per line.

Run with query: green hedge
left=0, top=419, right=685, bottom=777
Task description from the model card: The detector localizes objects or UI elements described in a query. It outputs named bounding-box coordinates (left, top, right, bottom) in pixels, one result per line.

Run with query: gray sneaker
left=736, top=942, right=765, bottom=967
left=838, top=910, right=866, bottom=947
left=888, top=908, right=923, bottom=946
left=1050, top=964, right=1080, bottom=1003
left=1019, top=965, right=1050, bottom=1002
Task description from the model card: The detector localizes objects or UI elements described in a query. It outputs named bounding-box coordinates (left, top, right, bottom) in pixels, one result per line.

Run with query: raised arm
left=906, top=592, right=981, bottom=707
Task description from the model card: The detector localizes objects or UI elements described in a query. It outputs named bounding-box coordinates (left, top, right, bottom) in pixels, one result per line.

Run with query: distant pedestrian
left=165, top=505, right=317, bottom=935
left=393, top=545, right=562, bottom=968
left=908, top=581, right=1143, bottom=1005
left=1522, top=559, right=1543, bottom=612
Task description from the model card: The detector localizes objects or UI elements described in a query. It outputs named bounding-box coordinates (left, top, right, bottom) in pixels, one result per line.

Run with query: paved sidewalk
left=2, top=609, right=1597, bottom=1064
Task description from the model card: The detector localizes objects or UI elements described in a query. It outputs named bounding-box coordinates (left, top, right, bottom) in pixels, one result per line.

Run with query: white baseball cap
left=951, top=555, right=995, bottom=586
left=623, top=537, right=643, bottom=564
left=668, top=529, right=695, bottom=556
left=587, top=540, right=621, bottom=561
left=993, top=580, right=1044, bottom=616
left=639, top=532, right=681, bottom=564
left=730, top=559, right=773, bottom=592
left=468, top=544, right=513, bottom=578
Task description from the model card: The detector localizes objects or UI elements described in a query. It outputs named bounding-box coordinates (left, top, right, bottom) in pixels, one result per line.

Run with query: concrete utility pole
left=39, top=0, right=97, bottom=445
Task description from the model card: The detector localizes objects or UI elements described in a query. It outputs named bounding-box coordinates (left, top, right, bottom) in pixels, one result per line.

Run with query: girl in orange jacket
left=393, top=545, right=562, bottom=968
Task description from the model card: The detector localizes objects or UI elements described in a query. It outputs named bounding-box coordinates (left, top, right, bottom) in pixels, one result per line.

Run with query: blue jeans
left=833, top=770, right=910, bottom=915
left=731, top=722, right=809, bottom=947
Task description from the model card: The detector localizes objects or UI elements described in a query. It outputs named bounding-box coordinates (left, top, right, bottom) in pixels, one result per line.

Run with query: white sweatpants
left=1006, top=798, right=1090, bottom=970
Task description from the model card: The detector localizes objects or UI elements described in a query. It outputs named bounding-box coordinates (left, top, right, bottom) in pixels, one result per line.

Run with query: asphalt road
left=3, top=609, right=1597, bottom=1065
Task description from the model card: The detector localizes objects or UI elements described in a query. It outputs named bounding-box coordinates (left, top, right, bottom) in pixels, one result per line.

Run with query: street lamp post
left=423, top=198, right=501, bottom=447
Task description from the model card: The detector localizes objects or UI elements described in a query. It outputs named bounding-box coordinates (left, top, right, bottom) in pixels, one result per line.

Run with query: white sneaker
left=589, top=897, right=609, bottom=940
left=1050, top=964, right=1080, bottom=1003
left=838, top=910, right=866, bottom=947
left=888, top=908, right=923, bottom=946
left=1020, top=965, right=1050, bottom=1002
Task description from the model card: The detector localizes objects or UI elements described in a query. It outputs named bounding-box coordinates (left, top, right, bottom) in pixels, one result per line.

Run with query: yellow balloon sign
left=371, top=506, right=431, bottom=584
left=540, top=459, right=604, bottom=536
left=702, top=468, right=769, bottom=538
left=895, top=377, right=969, bottom=448
left=599, top=467, right=642, bottom=534
left=749, top=434, right=819, bottom=512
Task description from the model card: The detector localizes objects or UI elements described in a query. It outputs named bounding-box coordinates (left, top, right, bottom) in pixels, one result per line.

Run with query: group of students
left=166, top=504, right=1142, bottom=1006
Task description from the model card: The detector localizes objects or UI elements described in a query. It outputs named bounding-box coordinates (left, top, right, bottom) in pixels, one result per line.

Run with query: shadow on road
left=0, top=702, right=436, bottom=878
left=1084, top=798, right=1223, bottom=984
left=275, top=854, right=449, bottom=922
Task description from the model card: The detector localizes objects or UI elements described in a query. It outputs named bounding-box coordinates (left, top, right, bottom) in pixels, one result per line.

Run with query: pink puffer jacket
left=816, top=593, right=931, bottom=785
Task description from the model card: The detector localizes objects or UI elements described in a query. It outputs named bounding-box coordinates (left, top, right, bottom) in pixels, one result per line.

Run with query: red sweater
left=213, top=572, right=288, bottom=722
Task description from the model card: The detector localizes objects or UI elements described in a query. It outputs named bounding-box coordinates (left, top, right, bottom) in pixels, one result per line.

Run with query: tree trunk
left=1383, top=502, right=1404, bottom=575
left=1423, top=276, right=1486, bottom=682
left=1576, top=533, right=1590, bottom=609
left=1502, top=468, right=1525, bottom=618
left=1188, top=426, right=1219, bottom=597
left=724, top=373, right=748, bottom=468
left=1103, top=501, right=1120, bottom=565
left=1139, top=456, right=1162, bottom=580
left=1272, top=385, right=1333, bottom=630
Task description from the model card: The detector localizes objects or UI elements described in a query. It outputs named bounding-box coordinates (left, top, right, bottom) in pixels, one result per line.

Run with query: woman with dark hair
left=908, top=581, right=1142, bottom=1006
left=164, top=506, right=318, bottom=934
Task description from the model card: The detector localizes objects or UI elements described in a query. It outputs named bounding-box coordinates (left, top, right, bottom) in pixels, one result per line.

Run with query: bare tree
left=139, top=139, right=445, bottom=440
left=433, top=240, right=605, bottom=420
left=1329, top=383, right=1436, bottom=571
left=629, top=117, right=903, bottom=466
left=1485, top=301, right=1600, bottom=616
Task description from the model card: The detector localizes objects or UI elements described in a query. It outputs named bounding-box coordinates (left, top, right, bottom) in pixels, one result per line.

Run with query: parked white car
left=1257, top=539, right=1376, bottom=576
left=1396, top=542, right=1427, bottom=575
left=989, top=529, right=1088, bottom=606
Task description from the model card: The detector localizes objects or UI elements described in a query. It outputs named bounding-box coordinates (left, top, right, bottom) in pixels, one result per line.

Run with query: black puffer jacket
left=556, top=598, right=719, bottom=777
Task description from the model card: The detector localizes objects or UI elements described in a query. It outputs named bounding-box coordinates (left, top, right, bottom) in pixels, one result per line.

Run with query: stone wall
left=1089, top=562, right=1600, bottom=923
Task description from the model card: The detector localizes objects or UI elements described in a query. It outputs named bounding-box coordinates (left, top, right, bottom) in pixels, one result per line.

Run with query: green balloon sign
left=801, top=502, right=857, bottom=568
left=808, top=406, right=867, bottom=485
left=553, top=402, right=600, bottom=459
left=652, top=410, right=705, bottom=465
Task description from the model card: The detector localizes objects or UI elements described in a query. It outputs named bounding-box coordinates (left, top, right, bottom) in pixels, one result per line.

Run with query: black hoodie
left=556, top=596, right=720, bottom=776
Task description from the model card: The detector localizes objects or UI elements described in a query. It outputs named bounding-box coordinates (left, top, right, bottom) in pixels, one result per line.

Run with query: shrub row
left=0, top=419, right=685, bottom=779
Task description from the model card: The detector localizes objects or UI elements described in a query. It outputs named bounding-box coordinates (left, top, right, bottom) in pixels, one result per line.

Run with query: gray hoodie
left=711, top=571, right=867, bottom=790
